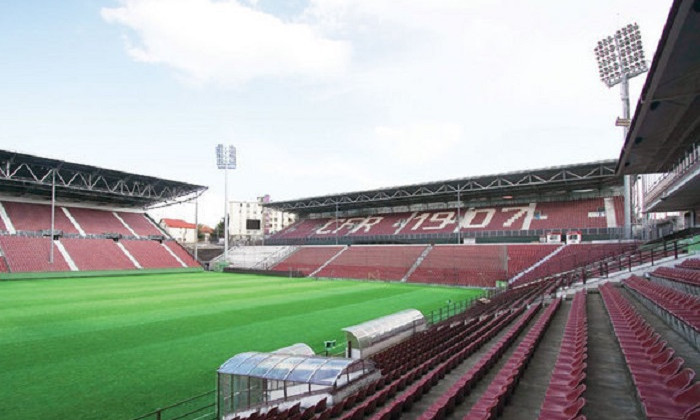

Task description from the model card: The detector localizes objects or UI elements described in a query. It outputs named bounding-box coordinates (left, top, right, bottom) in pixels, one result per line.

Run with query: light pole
left=594, top=22, right=648, bottom=240
left=216, top=144, right=237, bottom=263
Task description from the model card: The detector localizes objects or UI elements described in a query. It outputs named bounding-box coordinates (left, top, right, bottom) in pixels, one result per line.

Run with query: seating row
left=654, top=266, right=700, bottom=287
left=679, top=259, right=700, bottom=271
left=623, top=276, right=700, bottom=350
left=370, top=307, right=530, bottom=420
left=464, top=298, right=562, bottom=420
left=233, top=397, right=327, bottom=420
left=417, top=303, right=543, bottom=420
left=599, top=283, right=699, bottom=419
left=538, top=291, right=587, bottom=420
left=650, top=265, right=700, bottom=297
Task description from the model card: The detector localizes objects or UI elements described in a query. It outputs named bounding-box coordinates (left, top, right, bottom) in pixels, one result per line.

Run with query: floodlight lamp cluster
left=594, top=23, right=648, bottom=87
left=216, top=144, right=237, bottom=169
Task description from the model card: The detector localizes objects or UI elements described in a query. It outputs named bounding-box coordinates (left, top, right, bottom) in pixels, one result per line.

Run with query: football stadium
left=1, top=1, right=699, bottom=420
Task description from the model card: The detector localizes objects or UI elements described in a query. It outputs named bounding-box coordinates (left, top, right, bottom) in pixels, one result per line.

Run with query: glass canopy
left=218, top=352, right=370, bottom=386
left=342, top=309, right=425, bottom=349
left=272, top=343, right=314, bottom=356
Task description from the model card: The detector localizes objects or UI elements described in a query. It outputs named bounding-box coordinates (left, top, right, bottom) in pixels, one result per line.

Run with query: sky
left=0, top=0, right=673, bottom=227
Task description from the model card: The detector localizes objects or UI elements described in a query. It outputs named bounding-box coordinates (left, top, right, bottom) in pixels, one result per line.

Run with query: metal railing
left=264, top=227, right=623, bottom=246
left=538, top=236, right=697, bottom=287
left=426, top=293, right=492, bottom=325
left=130, top=390, right=216, bottom=420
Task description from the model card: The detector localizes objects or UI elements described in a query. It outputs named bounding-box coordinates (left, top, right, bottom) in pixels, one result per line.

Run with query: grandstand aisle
left=400, top=308, right=535, bottom=419
left=446, top=306, right=556, bottom=419
left=583, top=292, right=644, bottom=419
left=498, top=301, right=571, bottom=420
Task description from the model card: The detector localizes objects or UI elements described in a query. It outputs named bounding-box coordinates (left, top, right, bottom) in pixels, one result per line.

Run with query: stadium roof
left=0, top=149, right=207, bottom=208
left=342, top=309, right=425, bottom=349
left=265, top=160, right=621, bottom=214
left=617, top=0, right=700, bottom=176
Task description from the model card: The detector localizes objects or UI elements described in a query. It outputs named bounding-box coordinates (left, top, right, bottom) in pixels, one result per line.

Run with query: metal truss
left=267, top=160, right=620, bottom=214
left=0, top=150, right=207, bottom=208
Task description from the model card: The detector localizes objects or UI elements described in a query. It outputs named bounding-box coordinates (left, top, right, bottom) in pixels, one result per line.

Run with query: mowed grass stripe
left=1, top=286, right=416, bottom=360
left=0, top=273, right=305, bottom=309
left=0, top=277, right=361, bottom=331
left=0, top=279, right=377, bottom=344
left=0, top=273, right=482, bottom=420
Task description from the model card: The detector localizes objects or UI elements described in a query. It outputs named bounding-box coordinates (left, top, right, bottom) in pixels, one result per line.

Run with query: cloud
left=373, top=122, right=462, bottom=165
left=101, top=0, right=351, bottom=85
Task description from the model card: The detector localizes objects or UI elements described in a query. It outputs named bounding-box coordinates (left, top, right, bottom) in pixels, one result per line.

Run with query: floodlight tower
left=216, top=144, right=237, bottom=262
left=594, top=22, right=648, bottom=239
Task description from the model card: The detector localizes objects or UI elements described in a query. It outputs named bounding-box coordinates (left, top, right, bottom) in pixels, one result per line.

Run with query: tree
left=214, top=218, right=225, bottom=241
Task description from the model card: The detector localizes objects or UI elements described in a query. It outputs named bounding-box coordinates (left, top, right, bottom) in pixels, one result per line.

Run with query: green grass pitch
left=0, top=272, right=483, bottom=420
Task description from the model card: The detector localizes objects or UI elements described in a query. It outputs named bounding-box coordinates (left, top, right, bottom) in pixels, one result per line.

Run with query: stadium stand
left=120, top=240, right=185, bottom=269
left=2, top=201, right=79, bottom=234
left=624, top=275, right=699, bottom=349
left=315, top=245, right=427, bottom=281
left=163, top=241, right=201, bottom=268
left=0, top=236, right=71, bottom=272
left=407, top=245, right=508, bottom=287
left=269, top=197, right=624, bottom=243
left=465, top=298, right=562, bottom=419
left=653, top=266, right=700, bottom=287
left=0, top=150, right=205, bottom=275
left=270, top=245, right=344, bottom=275
left=506, top=244, right=559, bottom=277
left=271, top=218, right=326, bottom=239
left=115, top=211, right=165, bottom=236
left=649, top=263, right=700, bottom=296
left=537, top=291, right=587, bottom=420
left=679, top=259, right=700, bottom=271
left=67, top=207, right=134, bottom=236
left=0, top=202, right=202, bottom=273
left=599, top=282, right=699, bottom=420
left=513, top=242, right=636, bottom=286
left=60, top=238, right=137, bottom=271
left=266, top=242, right=639, bottom=287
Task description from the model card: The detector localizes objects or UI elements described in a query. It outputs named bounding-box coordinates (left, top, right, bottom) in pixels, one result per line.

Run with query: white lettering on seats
left=394, top=212, right=418, bottom=234
left=410, top=211, right=456, bottom=231
left=409, top=212, right=430, bottom=231
left=425, top=212, right=457, bottom=230
left=460, top=208, right=496, bottom=229
left=502, top=205, right=536, bottom=229
left=316, top=219, right=343, bottom=234
left=350, top=216, right=384, bottom=233
left=333, top=217, right=366, bottom=234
